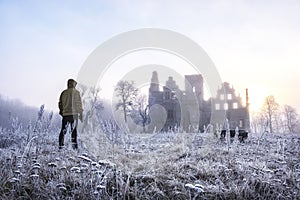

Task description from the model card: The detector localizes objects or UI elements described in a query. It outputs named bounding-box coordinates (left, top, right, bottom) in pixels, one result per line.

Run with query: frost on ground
left=0, top=125, right=299, bottom=199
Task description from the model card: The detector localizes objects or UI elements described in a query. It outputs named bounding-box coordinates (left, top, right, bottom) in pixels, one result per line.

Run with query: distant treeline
left=0, top=94, right=60, bottom=130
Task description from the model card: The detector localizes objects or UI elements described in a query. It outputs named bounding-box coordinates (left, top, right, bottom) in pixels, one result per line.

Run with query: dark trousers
left=59, top=115, right=78, bottom=149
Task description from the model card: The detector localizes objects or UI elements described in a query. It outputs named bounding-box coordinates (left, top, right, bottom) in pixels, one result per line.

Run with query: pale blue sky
left=0, top=0, right=300, bottom=113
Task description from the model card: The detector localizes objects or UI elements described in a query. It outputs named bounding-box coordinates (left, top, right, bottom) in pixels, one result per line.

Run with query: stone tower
left=182, top=75, right=205, bottom=131
left=149, top=71, right=159, bottom=92
left=148, top=71, right=163, bottom=106
left=184, top=74, right=204, bottom=103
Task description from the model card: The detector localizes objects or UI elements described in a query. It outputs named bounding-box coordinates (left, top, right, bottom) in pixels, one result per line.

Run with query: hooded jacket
left=58, top=79, right=83, bottom=116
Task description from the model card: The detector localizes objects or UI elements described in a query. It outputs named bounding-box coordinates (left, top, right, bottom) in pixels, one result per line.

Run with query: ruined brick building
left=148, top=71, right=250, bottom=132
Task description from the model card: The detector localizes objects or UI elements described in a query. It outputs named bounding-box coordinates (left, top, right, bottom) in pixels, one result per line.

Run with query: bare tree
left=261, top=95, right=279, bottom=133
left=273, top=110, right=285, bottom=133
left=283, top=105, right=299, bottom=133
left=251, top=111, right=265, bottom=133
left=115, top=80, right=138, bottom=123
left=134, top=94, right=149, bottom=132
left=77, top=85, right=103, bottom=132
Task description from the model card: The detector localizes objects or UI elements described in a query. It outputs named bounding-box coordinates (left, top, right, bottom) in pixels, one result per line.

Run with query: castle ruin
left=148, top=71, right=250, bottom=132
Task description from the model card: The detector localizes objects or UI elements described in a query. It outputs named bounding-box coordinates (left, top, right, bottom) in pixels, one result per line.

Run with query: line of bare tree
left=251, top=95, right=300, bottom=134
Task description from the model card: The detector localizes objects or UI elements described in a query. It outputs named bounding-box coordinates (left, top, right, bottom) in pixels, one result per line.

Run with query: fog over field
left=0, top=97, right=299, bottom=199
left=1, top=1, right=300, bottom=199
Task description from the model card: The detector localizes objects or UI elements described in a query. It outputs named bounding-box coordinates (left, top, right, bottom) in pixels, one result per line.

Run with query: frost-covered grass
left=0, top=125, right=299, bottom=199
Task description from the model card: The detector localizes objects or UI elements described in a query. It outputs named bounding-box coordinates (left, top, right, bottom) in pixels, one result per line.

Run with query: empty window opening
left=224, top=103, right=228, bottom=110
left=171, top=92, right=176, bottom=99
left=215, top=104, right=220, bottom=110
left=220, top=94, right=224, bottom=100
left=233, top=102, right=238, bottom=109
left=227, top=94, right=232, bottom=100
left=165, top=91, right=170, bottom=100
left=239, top=119, right=243, bottom=128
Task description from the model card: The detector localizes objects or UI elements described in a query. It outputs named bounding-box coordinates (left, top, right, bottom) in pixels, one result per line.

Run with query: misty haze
left=1, top=1, right=300, bottom=199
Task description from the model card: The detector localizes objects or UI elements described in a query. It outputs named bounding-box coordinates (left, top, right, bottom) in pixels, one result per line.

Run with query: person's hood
left=67, top=79, right=77, bottom=88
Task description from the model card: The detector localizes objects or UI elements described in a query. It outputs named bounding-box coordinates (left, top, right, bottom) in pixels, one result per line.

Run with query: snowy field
left=0, top=124, right=299, bottom=199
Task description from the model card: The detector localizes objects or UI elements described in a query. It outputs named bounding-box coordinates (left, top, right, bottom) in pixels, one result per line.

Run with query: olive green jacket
left=58, top=88, right=83, bottom=116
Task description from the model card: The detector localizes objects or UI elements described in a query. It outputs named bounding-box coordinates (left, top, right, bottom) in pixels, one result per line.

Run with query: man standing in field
left=58, top=79, right=83, bottom=149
